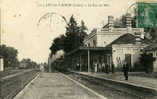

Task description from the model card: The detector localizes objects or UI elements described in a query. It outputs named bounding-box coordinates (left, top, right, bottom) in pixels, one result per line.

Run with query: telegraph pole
left=0, top=8, right=4, bottom=71
left=48, top=54, right=52, bottom=72
left=0, top=8, right=1, bottom=45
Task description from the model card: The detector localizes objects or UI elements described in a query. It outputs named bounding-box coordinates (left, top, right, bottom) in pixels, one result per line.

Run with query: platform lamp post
left=0, top=8, right=4, bottom=71
left=87, top=45, right=91, bottom=73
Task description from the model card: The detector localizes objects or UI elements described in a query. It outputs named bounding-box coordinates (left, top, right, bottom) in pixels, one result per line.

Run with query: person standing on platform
left=123, top=62, right=129, bottom=80
left=102, top=62, right=105, bottom=72
left=111, top=63, right=115, bottom=73
left=98, top=63, right=102, bottom=72
left=94, top=62, right=98, bottom=73
left=106, top=63, right=109, bottom=74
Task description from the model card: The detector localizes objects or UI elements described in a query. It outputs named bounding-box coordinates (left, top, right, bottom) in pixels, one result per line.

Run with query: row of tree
left=0, top=45, right=19, bottom=68
left=20, top=58, right=40, bottom=69
left=50, top=15, right=88, bottom=55
left=0, top=44, right=40, bottom=69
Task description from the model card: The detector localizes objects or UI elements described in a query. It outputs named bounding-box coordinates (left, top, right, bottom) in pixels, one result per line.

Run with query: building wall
left=112, top=44, right=146, bottom=68
left=147, top=50, right=157, bottom=72
left=84, top=30, right=125, bottom=47
left=96, top=32, right=124, bottom=47
left=19, top=62, right=27, bottom=68
left=152, top=51, right=157, bottom=72
left=0, top=58, right=4, bottom=71
left=154, top=57, right=157, bottom=72
left=84, top=33, right=97, bottom=47
left=84, top=28, right=144, bottom=47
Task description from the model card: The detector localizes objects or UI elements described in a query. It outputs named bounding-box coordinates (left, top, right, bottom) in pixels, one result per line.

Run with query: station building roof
left=66, top=46, right=111, bottom=56
left=145, top=42, right=157, bottom=51
left=106, top=33, right=151, bottom=47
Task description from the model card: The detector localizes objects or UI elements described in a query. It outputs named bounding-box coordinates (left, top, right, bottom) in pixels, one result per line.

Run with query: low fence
left=0, top=70, right=38, bottom=99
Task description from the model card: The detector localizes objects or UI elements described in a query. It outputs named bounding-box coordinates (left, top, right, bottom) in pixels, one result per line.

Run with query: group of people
left=94, top=62, right=114, bottom=73
left=75, top=61, right=130, bottom=81
left=94, top=61, right=129, bottom=80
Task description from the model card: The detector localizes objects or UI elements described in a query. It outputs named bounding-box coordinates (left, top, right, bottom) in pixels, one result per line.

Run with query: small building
left=40, top=64, right=45, bottom=72
left=66, top=14, right=151, bottom=72
left=19, top=62, right=27, bottom=69
left=0, top=55, right=4, bottom=71
left=145, top=43, right=157, bottom=72
left=107, top=33, right=150, bottom=69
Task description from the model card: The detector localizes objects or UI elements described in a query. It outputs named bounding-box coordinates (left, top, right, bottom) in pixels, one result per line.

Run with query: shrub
left=133, top=62, right=145, bottom=72
left=140, top=53, right=155, bottom=73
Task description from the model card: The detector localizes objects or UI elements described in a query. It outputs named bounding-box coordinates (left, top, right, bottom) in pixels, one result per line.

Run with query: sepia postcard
left=1, top=0, right=157, bottom=99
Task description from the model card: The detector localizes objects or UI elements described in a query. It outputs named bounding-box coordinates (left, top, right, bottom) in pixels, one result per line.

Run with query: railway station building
left=66, top=14, right=151, bottom=72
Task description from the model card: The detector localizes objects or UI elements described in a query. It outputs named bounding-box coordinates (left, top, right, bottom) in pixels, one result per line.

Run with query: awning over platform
left=66, top=46, right=112, bottom=56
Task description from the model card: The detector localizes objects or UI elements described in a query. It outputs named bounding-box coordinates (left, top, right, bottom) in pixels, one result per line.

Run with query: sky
left=1, top=0, right=136, bottom=63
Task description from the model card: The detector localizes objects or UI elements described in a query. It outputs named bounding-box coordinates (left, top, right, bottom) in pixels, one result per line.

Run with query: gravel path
left=14, top=72, right=105, bottom=99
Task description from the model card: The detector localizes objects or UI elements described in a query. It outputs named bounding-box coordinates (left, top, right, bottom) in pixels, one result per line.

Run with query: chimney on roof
left=125, top=13, right=132, bottom=33
left=135, top=37, right=141, bottom=44
left=108, top=16, right=114, bottom=32
left=140, top=32, right=145, bottom=39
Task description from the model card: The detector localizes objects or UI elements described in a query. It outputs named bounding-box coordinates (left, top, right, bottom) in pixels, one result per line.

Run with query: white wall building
left=84, top=15, right=145, bottom=48
left=83, top=14, right=150, bottom=69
